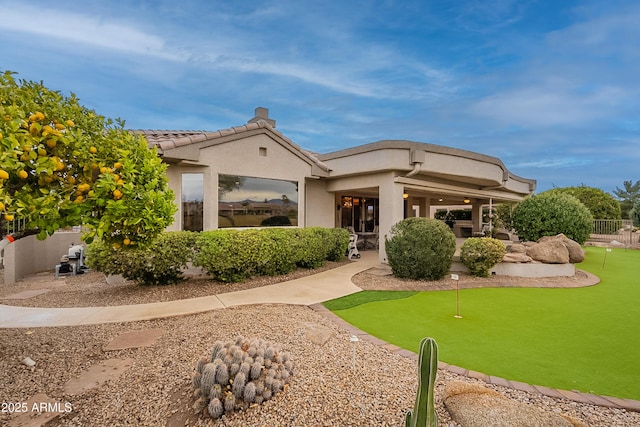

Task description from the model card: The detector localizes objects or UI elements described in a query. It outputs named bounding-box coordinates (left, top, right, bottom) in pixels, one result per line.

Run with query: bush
left=194, top=227, right=349, bottom=282
left=512, top=193, right=593, bottom=244
left=385, top=217, right=456, bottom=280
left=460, top=237, right=507, bottom=277
left=87, top=231, right=198, bottom=285
left=542, top=186, right=621, bottom=220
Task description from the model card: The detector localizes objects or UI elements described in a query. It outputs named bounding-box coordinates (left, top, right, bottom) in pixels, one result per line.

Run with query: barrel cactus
left=192, top=336, right=294, bottom=419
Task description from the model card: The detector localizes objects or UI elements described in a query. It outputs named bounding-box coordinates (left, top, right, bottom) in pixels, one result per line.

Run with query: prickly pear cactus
left=405, top=337, right=439, bottom=427
left=192, top=336, right=294, bottom=419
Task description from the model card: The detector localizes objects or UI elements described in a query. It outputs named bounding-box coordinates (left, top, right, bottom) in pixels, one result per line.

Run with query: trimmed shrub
left=512, top=193, right=593, bottom=244
left=385, top=217, right=456, bottom=280
left=86, top=231, right=198, bottom=285
left=317, top=227, right=350, bottom=262
left=292, top=227, right=327, bottom=268
left=460, top=237, right=507, bottom=277
left=194, top=227, right=348, bottom=282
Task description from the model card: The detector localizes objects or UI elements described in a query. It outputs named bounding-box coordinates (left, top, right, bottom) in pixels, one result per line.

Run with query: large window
left=218, top=174, right=298, bottom=227
left=182, top=173, right=203, bottom=231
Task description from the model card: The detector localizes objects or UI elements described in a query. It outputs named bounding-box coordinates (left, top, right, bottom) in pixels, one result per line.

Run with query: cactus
left=192, top=337, right=294, bottom=419
left=209, top=383, right=222, bottom=400
left=216, top=363, right=230, bottom=385
left=239, top=361, right=251, bottom=377
left=210, top=341, right=225, bottom=361
left=405, top=337, right=439, bottom=427
left=232, top=372, right=246, bottom=400
left=224, top=393, right=236, bottom=412
left=250, top=361, right=262, bottom=380
left=201, top=363, right=217, bottom=396
left=243, top=381, right=257, bottom=403
left=192, top=372, right=202, bottom=389
left=208, top=398, right=223, bottom=419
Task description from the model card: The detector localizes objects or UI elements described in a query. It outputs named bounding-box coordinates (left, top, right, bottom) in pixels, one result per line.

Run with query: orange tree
left=0, top=71, right=175, bottom=247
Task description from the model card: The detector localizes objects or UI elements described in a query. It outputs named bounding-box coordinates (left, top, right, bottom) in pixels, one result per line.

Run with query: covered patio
left=317, top=140, right=535, bottom=262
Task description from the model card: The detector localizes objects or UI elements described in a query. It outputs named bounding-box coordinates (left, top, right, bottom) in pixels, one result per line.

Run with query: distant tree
left=613, top=180, right=640, bottom=219
left=542, top=186, right=621, bottom=220
left=0, top=71, right=175, bottom=247
left=631, top=199, right=640, bottom=227
left=512, top=193, right=593, bottom=244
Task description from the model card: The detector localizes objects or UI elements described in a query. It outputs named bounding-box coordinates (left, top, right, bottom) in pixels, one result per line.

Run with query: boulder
left=526, top=240, right=570, bottom=264
left=505, top=244, right=527, bottom=254
left=502, top=253, right=533, bottom=263
left=557, top=235, right=585, bottom=263
left=443, top=381, right=585, bottom=427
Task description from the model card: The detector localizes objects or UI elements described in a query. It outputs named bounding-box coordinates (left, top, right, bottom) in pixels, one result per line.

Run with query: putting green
left=326, top=246, right=640, bottom=400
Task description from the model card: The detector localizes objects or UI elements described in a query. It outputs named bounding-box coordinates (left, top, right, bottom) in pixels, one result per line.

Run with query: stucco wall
left=2, top=232, right=84, bottom=284
left=305, top=179, right=334, bottom=228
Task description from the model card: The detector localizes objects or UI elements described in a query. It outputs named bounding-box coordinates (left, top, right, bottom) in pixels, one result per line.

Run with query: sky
left=1, top=0, right=638, bottom=194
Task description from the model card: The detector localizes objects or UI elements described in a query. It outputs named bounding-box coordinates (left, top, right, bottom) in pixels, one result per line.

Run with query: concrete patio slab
left=103, top=328, right=165, bottom=351
left=63, top=358, right=134, bottom=395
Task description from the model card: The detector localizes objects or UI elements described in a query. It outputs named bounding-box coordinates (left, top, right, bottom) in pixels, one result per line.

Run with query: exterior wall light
left=463, top=197, right=471, bottom=204
left=403, top=193, right=409, bottom=199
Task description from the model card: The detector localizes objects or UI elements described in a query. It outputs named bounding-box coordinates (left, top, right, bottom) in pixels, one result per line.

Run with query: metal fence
left=590, top=219, right=639, bottom=247
left=2, top=215, right=28, bottom=236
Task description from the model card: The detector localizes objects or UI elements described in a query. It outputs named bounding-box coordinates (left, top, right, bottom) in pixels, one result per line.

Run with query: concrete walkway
left=0, top=252, right=378, bottom=328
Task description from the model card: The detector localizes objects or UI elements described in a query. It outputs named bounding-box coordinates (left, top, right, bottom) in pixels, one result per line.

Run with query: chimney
left=248, top=107, right=276, bottom=128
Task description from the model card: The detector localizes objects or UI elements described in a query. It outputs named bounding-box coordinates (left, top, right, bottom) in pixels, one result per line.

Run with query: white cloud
left=0, top=4, right=186, bottom=61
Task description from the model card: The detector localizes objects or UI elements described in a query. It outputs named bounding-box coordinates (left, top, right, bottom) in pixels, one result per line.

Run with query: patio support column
left=472, top=202, right=482, bottom=233
left=378, top=175, right=405, bottom=263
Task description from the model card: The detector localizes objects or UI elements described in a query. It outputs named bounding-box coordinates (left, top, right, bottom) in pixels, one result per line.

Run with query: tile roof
left=134, top=119, right=329, bottom=172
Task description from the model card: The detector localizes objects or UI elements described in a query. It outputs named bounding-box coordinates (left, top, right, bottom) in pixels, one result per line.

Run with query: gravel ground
left=1, top=265, right=639, bottom=426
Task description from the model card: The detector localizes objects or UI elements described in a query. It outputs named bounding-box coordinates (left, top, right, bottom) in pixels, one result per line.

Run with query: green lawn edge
left=325, top=246, right=640, bottom=401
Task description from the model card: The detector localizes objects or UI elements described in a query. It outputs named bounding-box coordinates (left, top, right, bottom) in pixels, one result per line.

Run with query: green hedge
left=194, top=227, right=350, bottom=283
left=88, top=227, right=349, bottom=285
left=86, top=231, right=199, bottom=285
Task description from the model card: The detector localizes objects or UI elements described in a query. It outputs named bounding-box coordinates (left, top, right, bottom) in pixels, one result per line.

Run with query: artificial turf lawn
left=324, top=246, right=640, bottom=400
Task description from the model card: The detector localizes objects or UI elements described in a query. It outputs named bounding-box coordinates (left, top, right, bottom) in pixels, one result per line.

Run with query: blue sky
left=1, top=0, right=638, bottom=194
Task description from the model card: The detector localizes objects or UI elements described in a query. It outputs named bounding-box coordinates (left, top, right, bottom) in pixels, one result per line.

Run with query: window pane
left=218, top=174, right=298, bottom=227
left=182, top=173, right=203, bottom=232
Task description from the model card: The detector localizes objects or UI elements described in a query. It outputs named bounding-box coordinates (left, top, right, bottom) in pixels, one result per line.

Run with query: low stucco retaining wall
left=452, top=260, right=576, bottom=277
left=2, top=232, right=84, bottom=284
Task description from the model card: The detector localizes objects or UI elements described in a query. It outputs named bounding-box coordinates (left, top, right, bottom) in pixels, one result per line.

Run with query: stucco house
left=140, top=107, right=536, bottom=262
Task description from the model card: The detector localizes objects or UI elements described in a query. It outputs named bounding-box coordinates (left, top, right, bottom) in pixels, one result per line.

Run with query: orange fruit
left=55, top=123, right=65, bottom=130
left=46, top=139, right=57, bottom=148
left=0, top=201, right=4, bottom=210
left=89, top=146, right=97, bottom=154
left=114, top=162, right=123, bottom=169
left=112, top=242, right=121, bottom=250
left=4, top=213, right=14, bottom=221
left=123, top=238, right=131, bottom=246
left=18, top=170, right=28, bottom=179
left=74, top=195, right=84, bottom=203
left=0, top=169, right=8, bottom=180
left=65, top=120, right=74, bottom=127
left=113, top=189, right=123, bottom=200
